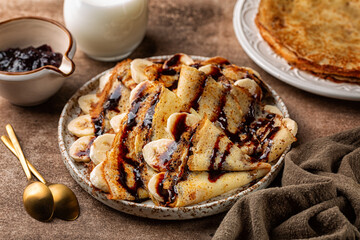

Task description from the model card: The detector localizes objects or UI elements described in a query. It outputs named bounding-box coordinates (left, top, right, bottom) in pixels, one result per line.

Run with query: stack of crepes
left=255, top=0, right=360, bottom=83
left=67, top=54, right=298, bottom=207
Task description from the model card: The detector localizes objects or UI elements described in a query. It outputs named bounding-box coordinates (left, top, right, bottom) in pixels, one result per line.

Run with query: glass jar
left=63, top=0, right=148, bottom=61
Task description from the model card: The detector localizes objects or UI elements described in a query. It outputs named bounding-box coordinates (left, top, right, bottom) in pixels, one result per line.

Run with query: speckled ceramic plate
left=58, top=55, right=291, bottom=220
left=233, top=0, right=360, bottom=101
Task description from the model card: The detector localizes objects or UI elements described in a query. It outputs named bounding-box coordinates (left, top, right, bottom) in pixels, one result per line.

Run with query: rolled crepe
left=237, top=110, right=297, bottom=163
left=148, top=168, right=270, bottom=207
left=188, top=118, right=271, bottom=171
left=267, top=117, right=297, bottom=162
left=176, top=65, right=206, bottom=110
left=90, top=60, right=132, bottom=135
left=103, top=81, right=189, bottom=200
left=176, top=68, right=261, bottom=138
left=143, top=113, right=271, bottom=172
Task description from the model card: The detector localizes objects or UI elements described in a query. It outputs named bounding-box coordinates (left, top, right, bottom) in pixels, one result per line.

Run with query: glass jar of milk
left=63, top=0, right=148, bottom=61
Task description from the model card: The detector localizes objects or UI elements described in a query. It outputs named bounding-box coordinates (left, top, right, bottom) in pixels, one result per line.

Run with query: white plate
left=58, top=55, right=291, bottom=220
left=233, top=0, right=360, bottom=101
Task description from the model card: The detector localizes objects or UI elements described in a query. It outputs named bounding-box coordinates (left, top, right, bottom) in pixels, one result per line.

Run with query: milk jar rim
left=70, top=0, right=148, bottom=19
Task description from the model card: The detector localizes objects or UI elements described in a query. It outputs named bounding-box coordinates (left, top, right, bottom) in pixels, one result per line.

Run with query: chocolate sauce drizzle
left=207, top=134, right=234, bottom=182
left=157, top=54, right=182, bottom=90
left=104, top=84, right=123, bottom=112
left=163, top=54, right=181, bottom=69
left=93, top=83, right=124, bottom=136
left=142, top=91, right=161, bottom=130
left=116, top=86, right=162, bottom=201
left=74, top=137, right=96, bottom=158
left=161, top=68, right=177, bottom=76
left=190, top=76, right=208, bottom=112
left=93, top=115, right=104, bottom=136
left=242, top=113, right=280, bottom=162
left=207, top=66, right=223, bottom=80
left=215, top=83, right=231, bottom=132
left=170, top=113, right=191, bottom=142
left=207, top=135, right=232, bottom=182
left=190, top=63, right=202, bottom=69
left=155, top=115, right=198, bottom=206
left=156, top=141, right=178, bottom=171
left=155, top=173, right=169, bottom=202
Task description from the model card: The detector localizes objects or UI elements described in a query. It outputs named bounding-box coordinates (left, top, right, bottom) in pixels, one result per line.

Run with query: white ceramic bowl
left=0, top=17, right=76, bottom=106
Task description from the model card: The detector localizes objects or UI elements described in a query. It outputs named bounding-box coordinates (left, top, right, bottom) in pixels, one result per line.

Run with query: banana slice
left=198, top=64, right=215, bottom=75
left=130, top=59, right=154, bottom=84
left=67, top=114, right=94, bottom=137
left=163, top=53, right=195, bottom=68
left=283, top=118, right=298, bottom=136
left=90, top=161, right=109, bottom=192
left=234, top=78, right=261, bottom=97
left=129, top=81, right=148, bottom=103
left=264, top=105, right=283, bottom=116
left=89, top=133, right=115, bottom=165
left=69, top=135, right=95, bottom=162
left=99, top=71, right=112, bottom=92
left=148, top=172, right=166, bottom=202
left=78, top=94, right=98, bottom=114
left=166, top=112, right=200, bottom=139
left=143, top=139, right=175, bottom=171
left=110, top=113, right=127, bottom=133
left=177, top=53, right=195, bottom=65
left=201, top=56, right=230, bottom=66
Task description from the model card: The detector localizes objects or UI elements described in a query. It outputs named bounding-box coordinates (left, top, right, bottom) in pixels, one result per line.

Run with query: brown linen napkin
left=213, top=127, right=360, bottom=239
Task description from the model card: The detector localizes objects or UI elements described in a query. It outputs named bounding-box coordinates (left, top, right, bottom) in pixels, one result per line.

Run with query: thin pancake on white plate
left=255, top=0, right=360, bottom=82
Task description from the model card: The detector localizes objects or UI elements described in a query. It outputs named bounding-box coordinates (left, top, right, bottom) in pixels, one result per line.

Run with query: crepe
left=90, top=60, right=132, bottom=136
left=142, top=112, right=296, bottom=207
left=103, top=81, right=188, bottom=200
left=148, top=169, right=270, bottom=207
left=255, top=0, right=360, bottom=82
left=143, top=113, right=272, bottom=172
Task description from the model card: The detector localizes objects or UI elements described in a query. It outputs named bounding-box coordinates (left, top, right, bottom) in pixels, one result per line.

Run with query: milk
left=63, top=0, right=148, bottom=61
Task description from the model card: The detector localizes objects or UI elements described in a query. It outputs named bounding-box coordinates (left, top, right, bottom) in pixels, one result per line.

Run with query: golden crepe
left=148, top=170, right=269, bottom=207
left=144, top=113, right=272, bottom=172
left=90, top=60, right=132, bottom=136
left=67, top=53, right=298, bottom=207
left=103, top=81, right=187, bottom=200
left=255, top=0, right=360, bottom=83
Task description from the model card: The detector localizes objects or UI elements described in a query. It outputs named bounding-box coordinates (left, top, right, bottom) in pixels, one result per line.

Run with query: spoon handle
left=5, top=124, right=32, bottom=181
left=1, top=135, right=47, bottom=184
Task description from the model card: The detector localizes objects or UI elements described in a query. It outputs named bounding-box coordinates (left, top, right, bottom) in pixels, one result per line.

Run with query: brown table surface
left=1, top=0, right=359, bottom=239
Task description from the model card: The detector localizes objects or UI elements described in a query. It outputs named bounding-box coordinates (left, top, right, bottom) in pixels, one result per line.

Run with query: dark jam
left=0, top=44, right=62, bottom=72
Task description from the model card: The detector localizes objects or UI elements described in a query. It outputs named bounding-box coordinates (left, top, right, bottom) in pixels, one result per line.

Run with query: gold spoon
left=1, top=134, right=80, bottom=221
left=4, top=124, right=54, bottom=222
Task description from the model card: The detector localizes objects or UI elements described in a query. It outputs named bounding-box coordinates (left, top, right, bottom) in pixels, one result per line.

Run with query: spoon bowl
left=48, top=183, right=80, bottom=220
left=23, top=181, right=54, bottom=221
